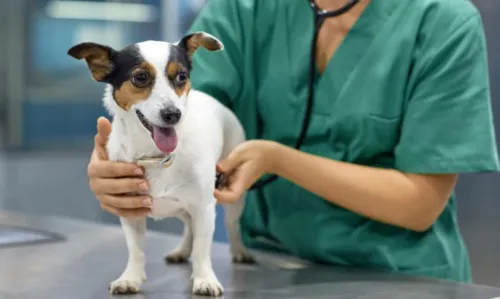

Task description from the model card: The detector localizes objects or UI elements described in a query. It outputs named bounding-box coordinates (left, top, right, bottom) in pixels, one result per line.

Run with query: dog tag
left=159, top=155, right=174, bottom=168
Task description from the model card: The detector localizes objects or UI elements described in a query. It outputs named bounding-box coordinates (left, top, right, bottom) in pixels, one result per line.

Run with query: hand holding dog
left=214, top=140, right=280, bottom=204
left=88, top=117, right=153, bottom=217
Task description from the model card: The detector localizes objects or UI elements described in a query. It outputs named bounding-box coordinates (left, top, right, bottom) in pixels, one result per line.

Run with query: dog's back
left=185, top=89, right=246, bottom=161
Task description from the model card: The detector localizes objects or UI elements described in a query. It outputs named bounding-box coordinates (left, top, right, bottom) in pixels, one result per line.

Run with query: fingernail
left=139, top=182, right=148, bottom=191
left=142, top=198, right=152, bottom=206
left=134, top=168, right=143, bottom=175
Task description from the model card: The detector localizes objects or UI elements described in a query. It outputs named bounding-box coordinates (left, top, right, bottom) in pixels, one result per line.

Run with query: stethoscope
left=215, top=0, right=362, bottom=191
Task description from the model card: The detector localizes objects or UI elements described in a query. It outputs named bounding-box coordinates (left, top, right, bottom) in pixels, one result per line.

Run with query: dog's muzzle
left=136, top=110, right=153, bottom=133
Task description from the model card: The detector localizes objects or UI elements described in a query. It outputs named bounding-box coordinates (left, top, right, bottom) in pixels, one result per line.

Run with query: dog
left=68, top=31, right=255, bottom=297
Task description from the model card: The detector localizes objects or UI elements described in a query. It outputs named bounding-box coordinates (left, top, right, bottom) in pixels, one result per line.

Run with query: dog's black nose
left=160, top=106, right=181, bottom=125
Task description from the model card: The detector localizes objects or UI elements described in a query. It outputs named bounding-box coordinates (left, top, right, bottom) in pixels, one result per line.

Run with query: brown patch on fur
left=175, top=80, right=191, bottom=97
left=114, top=62, right=156, bottom=111
left=166, top=61, right=191, bottom=97
left=139, top=62, right=157, bottom=80
left=68, top=44, right=114, bottom=81
left=185, top=33, right=222, bottom=57
left=166, top=61, right=179, bottom=78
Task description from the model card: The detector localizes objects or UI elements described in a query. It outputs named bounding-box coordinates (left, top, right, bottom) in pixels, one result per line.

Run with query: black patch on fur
left=105, top=45, right=145, bottom=90
left=166, top=44, right=192, bottom=89
left=169, top=44, right=192, bottom=72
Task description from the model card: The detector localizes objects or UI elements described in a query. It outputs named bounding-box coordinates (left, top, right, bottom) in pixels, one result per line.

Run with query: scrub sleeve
left=396, top=14, right=499, bottom=173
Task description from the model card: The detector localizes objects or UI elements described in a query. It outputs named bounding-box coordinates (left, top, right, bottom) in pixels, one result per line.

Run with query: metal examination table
left=1, top=211, right=500, bottom=299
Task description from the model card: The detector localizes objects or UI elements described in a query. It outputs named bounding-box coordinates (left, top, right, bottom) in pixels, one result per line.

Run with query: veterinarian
left=87, top=0, right=499, bottom=283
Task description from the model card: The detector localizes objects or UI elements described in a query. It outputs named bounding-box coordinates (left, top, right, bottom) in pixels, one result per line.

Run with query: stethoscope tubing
left=248, top=0, right=361, bottom=190
left=309, top=0, right=360, bottom=19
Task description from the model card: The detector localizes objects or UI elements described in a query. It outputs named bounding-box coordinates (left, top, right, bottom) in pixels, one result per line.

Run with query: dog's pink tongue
left=152, top=126, right=178, bottom=153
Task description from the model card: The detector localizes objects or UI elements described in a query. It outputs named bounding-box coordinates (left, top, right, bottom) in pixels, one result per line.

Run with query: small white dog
left=68, top=31, right=255, bottom=297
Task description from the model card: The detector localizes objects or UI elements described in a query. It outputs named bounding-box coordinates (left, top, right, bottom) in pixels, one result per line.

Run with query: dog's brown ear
left=68, top=42, right=116, bottom=82
left=179, top=32, right=224, bottom=59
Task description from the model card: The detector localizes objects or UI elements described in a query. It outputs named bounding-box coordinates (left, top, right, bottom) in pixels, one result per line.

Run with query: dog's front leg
left=165, top=212, right=193, bottom=263
left=190, top=203, right=223, bottom=296
left=109, top=217, right=147, bottom=294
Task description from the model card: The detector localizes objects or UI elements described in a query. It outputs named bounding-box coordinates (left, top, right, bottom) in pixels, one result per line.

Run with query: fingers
left=214, top=189, right=240, bottom=204
left=214, top=167, right=253, bottom=204
left=95, top=117, right=111, bottom=158
left=96, top=117, right=112, bottom=146
left=93, top=117, right=112, bottom=160
left=91, top=117, right=151, bottom=217
left=217, top=151, right=244, bottom=174
left=100, top=203, right=151, bottom=218
left=215, top=160, right=266, bottom=204
left=97, top=193, right=152, bottom=209
left=88, top=160, right=143, bottom=179
left=93, top=136, right=108, bottom=160
left=90, top=177, right=149, bottom=195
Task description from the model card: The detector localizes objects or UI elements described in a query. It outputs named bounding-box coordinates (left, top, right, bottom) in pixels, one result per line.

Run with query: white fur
left=105, top=37, right=254, bottom=296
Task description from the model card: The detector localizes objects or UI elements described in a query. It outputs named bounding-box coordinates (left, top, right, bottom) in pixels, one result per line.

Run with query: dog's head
left=68, top=32, right=223, bottom=153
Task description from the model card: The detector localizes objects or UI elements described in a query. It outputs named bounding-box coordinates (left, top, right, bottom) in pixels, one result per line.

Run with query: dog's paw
left=232, top=251, right=256, bottom=264
left=192, top=277, right=223, bottom=297
left=165, top=251, right=190, bottom=264
left=108, top=278, right=143, bottom=295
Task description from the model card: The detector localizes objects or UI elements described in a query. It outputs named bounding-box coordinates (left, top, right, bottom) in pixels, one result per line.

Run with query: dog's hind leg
left=165, top=212, right=193, bottom=263
left=190, top=203, right=223, bottom=296
left=219, top=110, right=255, bottom=264
left=223, top=194, right=256, bottom=264
left=109, top=217, right=147, bottom=294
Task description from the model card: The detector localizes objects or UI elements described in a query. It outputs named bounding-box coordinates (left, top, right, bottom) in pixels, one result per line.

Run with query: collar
left=136, top=154, right=175, bottom=169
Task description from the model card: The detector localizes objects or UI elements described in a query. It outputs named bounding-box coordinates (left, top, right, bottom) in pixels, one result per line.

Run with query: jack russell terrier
left=68, top=31, right=255, bottom=297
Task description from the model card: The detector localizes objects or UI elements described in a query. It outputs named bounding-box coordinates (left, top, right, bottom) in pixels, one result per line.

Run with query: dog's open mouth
left=136, top=110, right=178, bottom=153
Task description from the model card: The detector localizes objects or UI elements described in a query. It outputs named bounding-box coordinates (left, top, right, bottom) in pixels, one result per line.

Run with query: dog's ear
left=68, top=42, right=117, bottom=82
left=179, top=32, right=224, bottom=59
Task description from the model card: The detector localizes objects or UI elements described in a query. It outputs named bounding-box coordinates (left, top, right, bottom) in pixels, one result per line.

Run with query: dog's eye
left=131, top=72, right=150, bottom=87
left=175, top=72, right=188, bottom=85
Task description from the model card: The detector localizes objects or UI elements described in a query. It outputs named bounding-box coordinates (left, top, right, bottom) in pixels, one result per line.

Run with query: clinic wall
left=0, top=5, right=6, bottom=120
left=455, top=0, right=500, bottom=286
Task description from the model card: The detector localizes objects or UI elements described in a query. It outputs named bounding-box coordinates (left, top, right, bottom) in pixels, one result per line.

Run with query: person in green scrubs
left=87, top=0, right=499, bottom=283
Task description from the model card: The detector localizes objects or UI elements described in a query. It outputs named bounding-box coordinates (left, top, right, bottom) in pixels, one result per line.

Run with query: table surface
left=1, top=211, right=500, bottom=299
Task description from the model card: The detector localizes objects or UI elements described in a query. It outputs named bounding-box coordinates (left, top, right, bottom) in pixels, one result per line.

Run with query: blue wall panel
left=22, top=101, right=110, bottom=148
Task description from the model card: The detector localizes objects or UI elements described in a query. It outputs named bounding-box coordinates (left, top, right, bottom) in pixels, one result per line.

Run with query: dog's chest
left=150, top=194, right=185, bottom=219
left=107, top=118, right=211, bottom=218
left=144, top=166, right=181, bottom=198
left=143, top=165, right=196, bottom=218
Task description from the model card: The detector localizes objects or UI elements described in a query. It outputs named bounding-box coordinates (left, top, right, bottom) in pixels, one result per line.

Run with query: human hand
left=88, top=117, right=152, bottom=217
left=214, top=140, right=280, bottom=203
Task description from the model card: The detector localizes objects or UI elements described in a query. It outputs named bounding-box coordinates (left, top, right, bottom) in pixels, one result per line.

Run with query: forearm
left=270, top=144, right=453, bottom=231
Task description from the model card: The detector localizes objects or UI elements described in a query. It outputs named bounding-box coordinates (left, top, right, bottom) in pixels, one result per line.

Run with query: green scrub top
left=188, top=0, right=500, bottom=282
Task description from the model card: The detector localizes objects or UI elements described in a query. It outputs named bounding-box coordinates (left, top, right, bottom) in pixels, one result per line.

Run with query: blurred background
left=0, top=0, right=499, bottom=288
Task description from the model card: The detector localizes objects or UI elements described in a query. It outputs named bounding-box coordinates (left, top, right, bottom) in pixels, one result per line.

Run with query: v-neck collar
left=315, top=0, right=375, bottom=75
left=313, top=0, right=391, bottom=85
